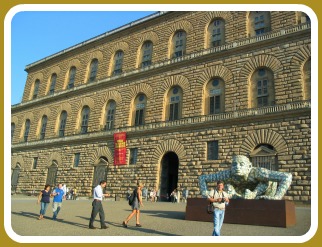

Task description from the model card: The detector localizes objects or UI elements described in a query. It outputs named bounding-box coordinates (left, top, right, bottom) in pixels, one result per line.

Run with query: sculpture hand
left=244, top=189, right=256, bottom=199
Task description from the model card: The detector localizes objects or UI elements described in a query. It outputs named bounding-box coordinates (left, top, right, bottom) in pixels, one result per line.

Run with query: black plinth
left=185, top=198, right=296, bottom=228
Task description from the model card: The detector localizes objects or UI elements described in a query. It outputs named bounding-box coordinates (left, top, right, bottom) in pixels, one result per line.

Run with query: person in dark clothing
left=37, top=184, right=51, bottom=220
left=89, top=180, right=110, bottom=229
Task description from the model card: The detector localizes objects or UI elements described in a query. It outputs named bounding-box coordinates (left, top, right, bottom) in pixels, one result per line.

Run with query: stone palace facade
left=11, top=11, right=311, bottom=203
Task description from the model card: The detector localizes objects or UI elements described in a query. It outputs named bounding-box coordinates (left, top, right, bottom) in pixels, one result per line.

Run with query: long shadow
left=142, top=209, right=185, bottom=220
left=76, top=216, right=180, bottom=236
left=107, top=221, right=180, bottom=236
left=12, top=211, right=89, bottom=229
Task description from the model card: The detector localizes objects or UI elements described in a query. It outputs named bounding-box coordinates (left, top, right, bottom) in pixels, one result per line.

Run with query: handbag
left=207, top=203, right=214, bottom=214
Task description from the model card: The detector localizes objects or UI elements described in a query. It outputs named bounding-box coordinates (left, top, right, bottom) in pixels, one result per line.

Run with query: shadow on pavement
left=12, top=211, right=89, bottom=229
left=107, top=221, right=180, bottom=236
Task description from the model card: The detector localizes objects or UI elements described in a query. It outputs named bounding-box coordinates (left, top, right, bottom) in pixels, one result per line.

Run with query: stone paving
left=9, top=195, right=311, bottom=238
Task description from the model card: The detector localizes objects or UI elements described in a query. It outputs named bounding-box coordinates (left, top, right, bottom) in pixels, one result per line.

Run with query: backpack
left=128, top=189, right=137, bottom=206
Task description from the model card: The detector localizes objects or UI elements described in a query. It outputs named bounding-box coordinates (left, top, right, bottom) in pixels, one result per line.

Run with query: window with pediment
left=250, top=144, right=278, bottom=171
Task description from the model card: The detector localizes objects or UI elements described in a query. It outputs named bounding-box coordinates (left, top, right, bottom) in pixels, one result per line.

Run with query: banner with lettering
left=113, top=132, right=127, bottom=165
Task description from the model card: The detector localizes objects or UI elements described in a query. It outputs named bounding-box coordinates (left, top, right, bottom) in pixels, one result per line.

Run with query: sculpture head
left=231, top=155, right=252, bottom=177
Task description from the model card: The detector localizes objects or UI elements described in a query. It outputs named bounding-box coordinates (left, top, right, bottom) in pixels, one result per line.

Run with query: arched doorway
left=92, top=157, right=108, bottom=189
left=159, top=152, right=179, bottom=202
left=11, top=163, right=21, bottom=193
left=46, top=161, right=58, bottom=188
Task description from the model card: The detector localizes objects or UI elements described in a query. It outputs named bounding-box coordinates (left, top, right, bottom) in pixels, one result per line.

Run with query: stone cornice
left=11, top=100, right=311, bottom=151
left=12, top=23, right=311, bottom=112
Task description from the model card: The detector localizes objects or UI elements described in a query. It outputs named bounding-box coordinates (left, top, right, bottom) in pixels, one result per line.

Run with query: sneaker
left=122, top=221, right=128, bottom=228
left=101, top=225, right=109, bottom=229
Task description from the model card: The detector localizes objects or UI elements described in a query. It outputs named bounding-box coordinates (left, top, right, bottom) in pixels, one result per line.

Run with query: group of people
left=37, top=183, right=65, bottom=220
left=170, top=188, right=189, bottom=203
left=36, top=155, right=293, bottom=236
left=90, top=180, right=144, bottom=229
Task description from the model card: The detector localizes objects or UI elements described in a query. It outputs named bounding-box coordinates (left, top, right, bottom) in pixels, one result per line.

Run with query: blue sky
left=10, top=11, right=155, bottom=105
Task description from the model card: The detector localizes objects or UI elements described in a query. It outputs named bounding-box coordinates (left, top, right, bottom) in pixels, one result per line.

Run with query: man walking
left=208, top=181, right=229, bottom=236
left=89, top=180, right=110, bottom=229
left=52, top=183, right=65, bottom=220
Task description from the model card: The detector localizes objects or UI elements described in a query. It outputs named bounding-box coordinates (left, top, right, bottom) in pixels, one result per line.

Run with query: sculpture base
left=185, top=198, right=296, bottom=228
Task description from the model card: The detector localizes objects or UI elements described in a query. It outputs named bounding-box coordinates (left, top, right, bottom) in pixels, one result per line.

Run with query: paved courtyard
left=10, top=195, right=311, bottom=238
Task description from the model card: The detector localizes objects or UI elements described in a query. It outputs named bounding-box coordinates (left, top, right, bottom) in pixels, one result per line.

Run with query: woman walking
left=122, top=183, right=144, bottom=227
left=37, top=184, right=51, bottom=220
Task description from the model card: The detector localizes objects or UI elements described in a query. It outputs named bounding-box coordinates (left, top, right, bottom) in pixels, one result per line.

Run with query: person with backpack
left=122, top=183, right=144, bottom=228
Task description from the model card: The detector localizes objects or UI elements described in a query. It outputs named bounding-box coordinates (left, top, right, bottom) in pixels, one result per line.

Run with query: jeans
left=40, top=202, right=49, bottom=215
left=52, top=202, right=62, bottom=219
left=212, top=208, right=225, bottom=236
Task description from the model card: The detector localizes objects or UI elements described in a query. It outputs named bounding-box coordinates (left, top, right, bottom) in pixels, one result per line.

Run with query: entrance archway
left=92, top=157, right=108, bottom=189
left=11, top=163, right=21, bottom=193
left=46, top=161, right=58, bottom=187
left=159, top=152, right=179, bottom=202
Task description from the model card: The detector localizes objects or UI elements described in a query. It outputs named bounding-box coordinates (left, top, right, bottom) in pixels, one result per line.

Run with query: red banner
left=113, top=132, right=127, bottom=165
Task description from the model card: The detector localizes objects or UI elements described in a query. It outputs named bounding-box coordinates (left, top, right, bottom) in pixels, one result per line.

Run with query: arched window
left=59, top=111, right=67, bottom=137
left=133, top=94, right=147, bottom=126
left=67, top=66, right=76, bottom=89
left=113, top=50, right=124, bottom=75
left=140, top=41, right=153, bottom=68
left=250, top=68, right=275, bottom=108
left=49, top=73, right=57, bottom=95
left=172, top=30, right=186, bottom=58
left=24, top=119, right=31, bottom=142
left=105, top=100, right=116, bottom=130
left=11, top=123, right=15, bottom=142
left=167, top=86, right=182, bottom=121
left=250, top=144, right=278, bottom=171
left=248, top=11, right=271, bottom=37
left=33, top=79, right=40, bottom=99
left=303, top=58, right=311, bottom=100
left=80, top=106, right=90, bottom=134
left=88, top=59, right=98, bottom=83
left=205, top=78, right=225, bottom=114
left=40, top=115, right=48, bottom=140
left=208, top=18, right=225, bottom=47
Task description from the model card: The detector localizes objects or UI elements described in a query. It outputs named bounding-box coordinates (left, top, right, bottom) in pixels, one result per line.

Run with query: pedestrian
left=62, top=184, right=67, bottom=198
left=89, top=180, right=110, bottom=229
left=51, top=183, right=65, bottom=220
left=72, top=188, right=77, bottom=200
left=170, top=189, right=177, bottom=203
left=122, top=182, right=144, bottom=228
left=37, top=184, right=51, bottom=220
left=182, top=188, right=189, bottom=203
left=208, top=180, right=229, bottom=236
left=142, top=187, right=148, bottom=202
left=177, top=189, right=181, bottom=203
left=156, top=188, right=160, bottom=202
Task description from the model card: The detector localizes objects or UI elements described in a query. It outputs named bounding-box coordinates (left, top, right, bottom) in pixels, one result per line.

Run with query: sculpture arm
left=245, top=182, right=269, bottom=199
left=257, top=170, right=292, bottom=200
left=198, top=170, right=229, bottom=197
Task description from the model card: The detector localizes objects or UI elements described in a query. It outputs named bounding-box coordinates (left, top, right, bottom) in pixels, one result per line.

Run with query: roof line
left=25, top=11, right=169, bottom=71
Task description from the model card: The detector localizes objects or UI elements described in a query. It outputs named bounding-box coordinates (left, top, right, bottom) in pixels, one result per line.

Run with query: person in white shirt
left=208, top=181, right=229, bottom=236
left=89, top=180, right=110, bottom=229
